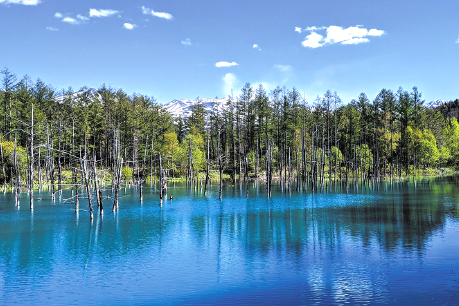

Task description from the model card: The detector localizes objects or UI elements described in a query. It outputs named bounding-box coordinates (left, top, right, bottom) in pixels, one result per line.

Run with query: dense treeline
left=1, top=67, right=459, bottom=206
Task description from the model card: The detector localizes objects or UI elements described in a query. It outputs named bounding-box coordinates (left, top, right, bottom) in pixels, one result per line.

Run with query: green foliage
left=406, top=126, right=439, bottom=167
left=122, top=166, right=133, bottom=181
left=1, top=66, right=458, bottom=186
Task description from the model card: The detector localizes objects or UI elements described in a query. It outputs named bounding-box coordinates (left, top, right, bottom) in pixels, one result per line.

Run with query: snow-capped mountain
left=164, top=96, right=234, bottom=119
left=54, top=88, right=101, bottom=104
left=426, top=99, right=449, bottom=109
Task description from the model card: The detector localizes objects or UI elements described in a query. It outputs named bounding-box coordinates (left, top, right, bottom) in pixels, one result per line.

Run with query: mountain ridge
left=51, top=88, right=453, bottom=118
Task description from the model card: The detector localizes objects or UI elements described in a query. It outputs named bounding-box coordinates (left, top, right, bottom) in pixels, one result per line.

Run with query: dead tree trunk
left=82, top=156, right=94, bottom=220
left=255, top=138, right=259, bottom=182
left=49, top=126, right=55, bottom=202
left=92, top=154, right=103, bottom=214
left=1, top=144, right=6, bottom=193
left=218, top=130, right=223, bottom=200
left=58, top=122, right=62, bottom=202
left=150, top=136, right=153, bottom=185
left=112, top=158, right=123, bottom=212
left=159, top=153, right=163, bottom=204
left=29, top=103, right=34, bottom=210
left=187, top=139, right=192, bottom=186
left=14, top=134, right=20, bottom=206
left=204, top=136, right=210, bottom=196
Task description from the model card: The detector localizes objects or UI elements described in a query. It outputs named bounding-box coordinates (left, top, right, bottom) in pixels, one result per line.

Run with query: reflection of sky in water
left=0, top=175, right=459, bottom=304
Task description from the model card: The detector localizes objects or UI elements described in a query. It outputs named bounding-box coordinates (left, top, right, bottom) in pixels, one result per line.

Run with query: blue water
left=1, top=177, right=459, bottom=305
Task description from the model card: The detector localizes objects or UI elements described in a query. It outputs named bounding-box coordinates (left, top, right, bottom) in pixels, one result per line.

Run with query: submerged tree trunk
left=57, top=123, right=62, bottom=202
left=204, top=136, right=210, bottom=196
left=159, top=153, right=164, bottom=204
left=1, top=144, right=6, bottom=193
left=112, top=158, right=123, bottom=212
left=14, top=135, right=20, bottom=206
left=82, top=156, right=94, bottom=220
left=29, top=103, right=34, bottom=210
left=92, top=154, right=103, bottom=214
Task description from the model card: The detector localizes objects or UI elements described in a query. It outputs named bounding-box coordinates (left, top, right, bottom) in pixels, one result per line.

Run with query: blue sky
left=1, top=0, right=458, bottom=104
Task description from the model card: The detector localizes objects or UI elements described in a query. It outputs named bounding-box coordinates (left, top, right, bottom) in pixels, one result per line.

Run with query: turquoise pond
left=1, top=176, right=459, bottom=305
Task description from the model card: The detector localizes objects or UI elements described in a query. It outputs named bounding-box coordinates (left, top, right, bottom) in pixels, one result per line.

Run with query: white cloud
left=274, top=65, right=292, bottom=72
left=456, top=36, right=459, bottom=43
left=182, top=38, right=192, bottom=45
left=301, top=25, right=385, bottom=48
left=325, top=26, right=368, bottom=44
left=215, top=61, right=238, bottom=68
left=0, top=0, right=40, bottom=5
left=368, top=29, right=385, bottom=36
left=89, top=8, right=118, bottom=18
left=302, top=32, right=324, bottom=48
left=295, top=27, right=302, bottom=33
left=46, top=26, right=59, bottom=31
left=124, top=23, right=136, bottom=30
left=141, top=6, right=173, bottom=20
left=77, top=14, right=89, bottom=21
left=223, top=73, right=238, bottom=96
left=54, top=12, right=62, bottom=18
left=253, top=44, right=259, bottom=48
left=62, top=17, right=79, bottom=25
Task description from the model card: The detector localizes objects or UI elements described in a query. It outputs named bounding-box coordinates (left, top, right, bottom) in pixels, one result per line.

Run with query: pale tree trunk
left=1, top=144, right=6, bottom=193
left=112, top=158, right=123, bottom=212
left=82, top=156, right=93, bottom=220
left=204, top=136, right=210, bottom=196
left=58, top=122, right=62, bottom=202
left=14, top=134, right=20, bottom=206
left=29, top=103, right=34, bottom=210
left=92, top=154, right=103, bottom=215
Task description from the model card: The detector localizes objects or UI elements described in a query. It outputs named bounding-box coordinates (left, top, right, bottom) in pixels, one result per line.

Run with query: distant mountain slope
left=54, top=88, right=452, bottom=115
left=164, top=96, right=233, bottom=119
left=54, top=88, right=101, bottom=104
left=426, top=99, right=449, bottom=109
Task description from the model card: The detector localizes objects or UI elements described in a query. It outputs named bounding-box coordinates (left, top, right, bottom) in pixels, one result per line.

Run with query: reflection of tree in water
left=0, top=212, right=58, bottom=289
left=187, top=180, right=459, bottom=259
left=64, top=210, right=176, bottom=263
left=185, top=179, right=459, bottom=304
left=0, top=206, right=175, bottom=288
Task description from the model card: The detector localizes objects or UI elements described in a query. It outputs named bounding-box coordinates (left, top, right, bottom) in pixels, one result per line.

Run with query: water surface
left=1, top=176, right=459, bottom=305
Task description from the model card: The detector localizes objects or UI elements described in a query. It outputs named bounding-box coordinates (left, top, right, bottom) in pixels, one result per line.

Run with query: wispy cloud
left=215, top=61, right=238, bottom=68
left=304, top=26, right=326, bottom=31
left=456, top=36, right=459, bottom=43
left=54, top=12, right=62, bottom=18
left=123, top=23, right=137, bottom=30
left=46, top=26, right=59, bottom=31
left=141, top=6, right=173, bottom=20
left=253, top=44, right=261, bottom=50
left=295, top=27, right=302, bottom=33
left=0, top=0, right=40, bottom=5
left=274, top=65, right=292, bottom=72
left=62, top=17, right=79, bottom=25
left=182, top=38, right=192, bottom=45
left=300, top=25, right=385, bottom=48
left=223, top=73, right=238, bottom=96
left=77, top=14, right=89, bottom=21
left=89, top=8, right=118, bottom=18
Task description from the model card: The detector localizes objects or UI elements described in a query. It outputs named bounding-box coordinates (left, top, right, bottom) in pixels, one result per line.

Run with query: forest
left=1, top=67, right=459, bottom=214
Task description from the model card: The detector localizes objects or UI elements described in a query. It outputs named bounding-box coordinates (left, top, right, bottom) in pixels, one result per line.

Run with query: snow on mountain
left=54, top=88, right=101, bottom=104
left=164, top=95, right=233, bottom=119
left=426, top=99, right=449, bottom=109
